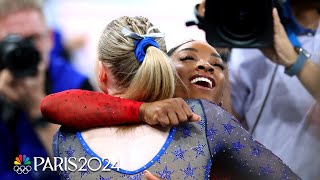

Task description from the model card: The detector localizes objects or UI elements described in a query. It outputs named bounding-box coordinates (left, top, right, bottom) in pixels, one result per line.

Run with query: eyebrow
left=179, top=48, right=222, bottom=59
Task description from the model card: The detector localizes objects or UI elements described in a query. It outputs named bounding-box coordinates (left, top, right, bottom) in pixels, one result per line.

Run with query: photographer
left=225, top=0, right=320, bottom=179
left=0, top=0, right=93, bottom=179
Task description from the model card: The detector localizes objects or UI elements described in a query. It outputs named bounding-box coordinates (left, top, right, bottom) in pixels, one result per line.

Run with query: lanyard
left=286, top=27, right=302, bottom=48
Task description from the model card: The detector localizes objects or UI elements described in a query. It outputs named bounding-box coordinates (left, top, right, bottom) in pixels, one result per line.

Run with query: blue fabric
left=50, top=29, right=66, bottom=61
left=0, top=56, right=88, bottom=180
left=48, top=56, right=87, bottom=93
left=281, top=0, right=315, bottom=47
left=134, top=37, right=160, bottom=63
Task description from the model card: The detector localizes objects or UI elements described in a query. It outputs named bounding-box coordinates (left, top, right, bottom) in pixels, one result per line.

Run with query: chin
left=189, top=94, right=213, bottom=101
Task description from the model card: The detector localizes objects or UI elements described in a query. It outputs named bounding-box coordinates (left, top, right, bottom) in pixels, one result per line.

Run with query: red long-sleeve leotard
left=40, top=89, right=143, bottom=129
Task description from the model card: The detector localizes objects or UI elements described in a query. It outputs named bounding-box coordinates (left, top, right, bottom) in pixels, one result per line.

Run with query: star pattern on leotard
left=189, top=105, right=196, bottom=112
left=82, top=146, right=89, bottom=157
left=172, top=145, right=187, bottom=162
left=56, top=150, right=63, bottom=157
left=206, top=124, right=217, bottom=141
left=72, top=134, right=77, bottom=141
left=192, top=141, right=206, bottom=158
left=181, top=162, right=197, bottom=179
left=197, top=118, right=206, bottom=132
left=99, top=175, right=113, bottom=180
left=251, top=145, right=262, bottom=157
left=238, top=160, right=248, bottom=170
left=79, top=164, right=91, bottom=178
left=259, top=164, right=274, bottom=175
left=213, top=141, right=222, bottom=155
left=59, top=133, right=66, bottom=143
left=280, top=168, right=290, bottom=180
left=232, top=140, right=245, bottom=155
left=177, top=124, right=193, bottom=138
left=222, top=121, right=236, bottom=135
left=156, top=166, right=174, bottom=180
left=121, top=172, right=143, bottom=180
left=65, top=145, right=76, bottom=158
left=156, top=157, right=161, bottom=164
left=202, top=159, right=212, bottom=178
left=59, top=170, right=70, bottom=180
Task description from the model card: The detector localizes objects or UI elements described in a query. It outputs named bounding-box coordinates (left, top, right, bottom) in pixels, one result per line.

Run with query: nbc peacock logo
left=13, top=154, right=32, bottom=174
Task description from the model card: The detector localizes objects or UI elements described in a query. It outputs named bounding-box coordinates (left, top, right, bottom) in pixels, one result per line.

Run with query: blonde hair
left=0, top=0, right=44, bottom=20
left=98, top=16, right=175, bottom=102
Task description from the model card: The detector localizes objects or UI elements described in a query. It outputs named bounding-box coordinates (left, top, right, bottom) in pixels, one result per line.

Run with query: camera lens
left=0, top=34, right=40, bottom=78
left=204, top=0, right=273, bottom=47
left=216, top=1, right=263, bottom=44
left=222, top=4, right=259, bottom=39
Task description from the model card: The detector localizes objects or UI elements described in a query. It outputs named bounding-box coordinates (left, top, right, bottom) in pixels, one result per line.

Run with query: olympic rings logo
left=13, top=165, right=32, bottom=174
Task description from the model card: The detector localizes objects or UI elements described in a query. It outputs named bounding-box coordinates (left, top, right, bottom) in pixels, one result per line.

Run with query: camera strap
left=282, top=0, right=316, bottom=48
left=286, top=28, right=302, bottom=48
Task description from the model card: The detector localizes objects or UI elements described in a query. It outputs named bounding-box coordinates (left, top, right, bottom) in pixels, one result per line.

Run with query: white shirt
left=228, top=23, right=320, bottom=179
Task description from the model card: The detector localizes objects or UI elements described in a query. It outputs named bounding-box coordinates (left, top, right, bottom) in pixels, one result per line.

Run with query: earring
left=219, top=101, right=223, bottom=107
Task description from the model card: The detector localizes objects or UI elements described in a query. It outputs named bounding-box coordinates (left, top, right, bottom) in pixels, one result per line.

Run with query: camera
left=0, top=34, right=41, bottom=78
left=202, top=0, right=274, bottom=48
left=194, top=0, right=319, bottom=48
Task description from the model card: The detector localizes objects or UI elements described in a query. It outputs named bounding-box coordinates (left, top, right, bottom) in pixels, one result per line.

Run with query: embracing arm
left=41, top=90, right=142, bottom=129
left=41, top=90, right=199, bottom=130
left=201, top=100, right=300, bottom=179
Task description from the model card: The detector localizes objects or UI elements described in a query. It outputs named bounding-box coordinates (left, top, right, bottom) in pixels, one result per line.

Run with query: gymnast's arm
left=201, top=100, right=300, bottom=179
left=41, top=89, right=199, bottom=130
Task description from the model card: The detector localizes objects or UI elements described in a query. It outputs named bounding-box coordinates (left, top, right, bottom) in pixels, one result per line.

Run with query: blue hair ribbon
left=122, top=28, right=165, bottom=63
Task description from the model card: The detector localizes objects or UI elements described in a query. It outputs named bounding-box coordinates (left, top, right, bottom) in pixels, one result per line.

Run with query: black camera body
left=203, top=0, right=274, bottom=48
left=0, top=34, right=40, bottom=78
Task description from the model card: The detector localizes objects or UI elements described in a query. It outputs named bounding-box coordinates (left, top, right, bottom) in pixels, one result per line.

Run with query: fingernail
left=144, top=170, right=150, bottom=174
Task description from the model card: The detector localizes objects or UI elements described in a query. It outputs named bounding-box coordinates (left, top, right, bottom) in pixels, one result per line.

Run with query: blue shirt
left=0, top=56, right=90, bottom=180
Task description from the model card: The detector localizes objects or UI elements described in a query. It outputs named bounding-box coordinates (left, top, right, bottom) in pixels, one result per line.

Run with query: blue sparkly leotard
left=53, top=99, right=300, bottom=179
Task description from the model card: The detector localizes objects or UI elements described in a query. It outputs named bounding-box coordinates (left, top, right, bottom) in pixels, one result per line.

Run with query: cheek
left=36, top=39, right=51, bottom=62
left=174, top=68, right=190, bottom=97
left=175, top=63, right=190, bottom=81
left=216, top=72, right=226, bottom=92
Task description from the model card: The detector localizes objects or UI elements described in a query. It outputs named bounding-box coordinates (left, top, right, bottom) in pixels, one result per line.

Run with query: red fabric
left=41, top=89, right=143, bottom=130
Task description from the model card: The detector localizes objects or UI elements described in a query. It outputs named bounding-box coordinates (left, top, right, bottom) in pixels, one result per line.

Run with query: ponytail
left=124, top=46, right=175, bottom=102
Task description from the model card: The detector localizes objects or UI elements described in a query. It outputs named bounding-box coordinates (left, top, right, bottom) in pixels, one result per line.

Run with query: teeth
left=191, top=77, right=212, bottom=88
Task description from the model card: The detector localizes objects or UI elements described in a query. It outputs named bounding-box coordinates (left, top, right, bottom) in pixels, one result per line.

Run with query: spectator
left=0, top=0, right=93, bottom=179
left=229, top=0, right=320, bottom=179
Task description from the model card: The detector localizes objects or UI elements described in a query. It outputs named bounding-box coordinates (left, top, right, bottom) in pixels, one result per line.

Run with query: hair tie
left=122, top=28, right=165, bottom=63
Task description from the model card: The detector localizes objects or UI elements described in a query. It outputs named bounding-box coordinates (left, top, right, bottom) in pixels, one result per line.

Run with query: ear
left=97, top=61, right=107, bottom=83
left=96, top=61, right=110, bottom=94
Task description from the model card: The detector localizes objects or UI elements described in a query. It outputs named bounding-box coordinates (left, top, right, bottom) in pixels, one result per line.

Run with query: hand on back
left=139, top=98, right=200, bottom=127
left=144, top=170, right=164, bottom=180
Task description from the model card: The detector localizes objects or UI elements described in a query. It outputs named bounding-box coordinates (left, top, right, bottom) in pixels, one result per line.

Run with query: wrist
left=284, top=47, right=311, bottom=76
left=139, top=103, right=147, bottom=123
left=283, top=51, right=299, bottom=68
